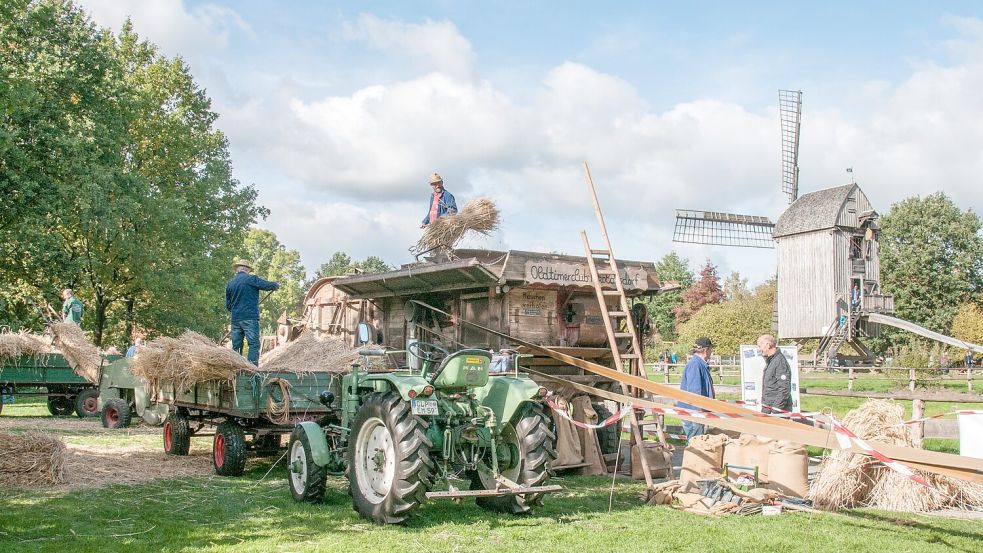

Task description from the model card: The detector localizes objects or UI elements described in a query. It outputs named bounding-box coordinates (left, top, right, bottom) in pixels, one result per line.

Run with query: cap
left=694, top=337, right=714, bottom=349
left=429, top=172, right=443, bottom=185
left=233, top=259, right=254, bottom=271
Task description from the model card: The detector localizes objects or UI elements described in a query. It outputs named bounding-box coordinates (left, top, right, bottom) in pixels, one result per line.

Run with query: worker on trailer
left=757, top=334, right=792, bottom=413
left=677, top=337, right=716, bottom=441
left=420, top=172, right=458, bottom=228
left=225, top=259, right=279, bottom=366
left=60, top=288, right=84, bottom=325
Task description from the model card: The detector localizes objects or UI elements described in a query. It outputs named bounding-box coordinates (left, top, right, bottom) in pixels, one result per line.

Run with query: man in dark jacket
left=225, top=259, right=279, bottom=365
left=757, top=334, right=792, bottom=413
left=677, top=337, right=716, bottom=441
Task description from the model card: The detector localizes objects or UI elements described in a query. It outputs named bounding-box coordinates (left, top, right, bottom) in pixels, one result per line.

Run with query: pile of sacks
left=643, top=432, right=809, bottom=515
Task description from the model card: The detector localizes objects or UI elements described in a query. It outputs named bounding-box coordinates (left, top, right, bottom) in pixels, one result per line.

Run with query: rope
left=266, top=377, right=292, bottom=425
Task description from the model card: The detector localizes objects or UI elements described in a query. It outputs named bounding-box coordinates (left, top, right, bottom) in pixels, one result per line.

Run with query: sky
left=77, top=1, right=983, bottom=286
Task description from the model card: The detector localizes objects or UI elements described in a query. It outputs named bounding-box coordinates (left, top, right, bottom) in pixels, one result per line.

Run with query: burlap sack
left=571, top=396, right=605, bottom=475
left=765, top=440, right=809, bottom=498
left=722, top=434, right=773, bottom=481
left=631, top=441, right=674, bottom=480
left=679, top=433, right=728, bottom=483
left=552, top=397, right=585, bottom=467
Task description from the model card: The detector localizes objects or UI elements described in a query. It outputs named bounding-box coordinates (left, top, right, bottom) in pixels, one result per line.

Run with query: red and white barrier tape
left=545, top=397, right=633, bottom=430
left=900, top=409, right=983, bottom=426
left=827, top=413, right=932, bottom=488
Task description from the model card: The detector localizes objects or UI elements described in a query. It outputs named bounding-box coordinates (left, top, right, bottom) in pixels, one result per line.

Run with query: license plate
left=411, top=399, right=438, bottom=416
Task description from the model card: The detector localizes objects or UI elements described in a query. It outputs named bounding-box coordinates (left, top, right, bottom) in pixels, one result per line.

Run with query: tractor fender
left=296, top=421, right=333, bottom=468
left=473, top=375, right=542, bottom=429
left=356, top=373, right=432, bottom=402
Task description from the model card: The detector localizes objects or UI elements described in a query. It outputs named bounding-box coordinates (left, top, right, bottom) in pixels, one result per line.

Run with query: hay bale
left=0, top=331, right=52, bottom=362
left=0, top=431, right=66, bottom=486
left=260, top=331, right=360, bottom=373
left=130, top=331, right=257, bottom=391
left=50, top=323, right=102, bottom=383
left=416, top=197, right=500, bottom=251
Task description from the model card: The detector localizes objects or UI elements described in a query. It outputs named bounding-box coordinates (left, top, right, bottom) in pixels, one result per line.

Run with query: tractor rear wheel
left=348, top=393, right=434, bottom=524
left=593, top=402, right=621, bottom=456
left=101, top=398, right=132, bottom=429
left=47, top=396, right=74, bottom=417
left=75, top=389, right=100, bottom=418
left=472, top=402, right=557, bottom=514
left=288, top=426, right=327, bottom=503
left=163, top=411, right=191, bottom=455
left=213, top=420, right=247, bottom=476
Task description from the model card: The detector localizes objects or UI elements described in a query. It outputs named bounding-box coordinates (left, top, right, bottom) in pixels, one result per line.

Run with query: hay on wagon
left=130, top=331, right=257, bottom=391
left=0, top=331, right=52, bottom=362
left=49, top=323, right=102, bottom=384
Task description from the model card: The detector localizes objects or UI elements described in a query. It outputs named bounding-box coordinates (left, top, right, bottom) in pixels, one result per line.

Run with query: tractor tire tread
left=214, top=420, right=247, bottom=477
left=101, top=398, right=132, bottom=429
left=164, top=412, right=191, bottom=456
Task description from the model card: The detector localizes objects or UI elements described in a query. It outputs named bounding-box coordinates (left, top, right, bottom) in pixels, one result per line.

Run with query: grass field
left=2, top=395, right=982, bottom=553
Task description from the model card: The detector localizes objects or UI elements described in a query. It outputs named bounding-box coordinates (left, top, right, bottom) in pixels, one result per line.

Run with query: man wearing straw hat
left=677, top=337, right=716, bottom=442
left=225, top=259, right=279, bottom=365
left=420, top=172, right=458, bottom=228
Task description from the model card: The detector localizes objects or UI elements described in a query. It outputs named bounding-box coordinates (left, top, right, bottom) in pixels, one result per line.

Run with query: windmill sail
left=672, top=210, right=775, bottom=249
left=779, top=89, right=803, bottom=205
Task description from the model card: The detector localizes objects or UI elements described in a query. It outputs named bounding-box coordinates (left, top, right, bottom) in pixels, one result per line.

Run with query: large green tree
left=640, top=252, right=694, bottom=341
left=880, top=192, right=983, bottom=341
left=676, top=279, right=776, bottom=356
left=242, top=228, right=306, bottom=332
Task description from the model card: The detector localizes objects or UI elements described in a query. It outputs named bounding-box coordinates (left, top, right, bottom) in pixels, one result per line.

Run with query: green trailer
left=0, top=353, right=110, bottom=418
left=157, top=370, right=340, bottom=477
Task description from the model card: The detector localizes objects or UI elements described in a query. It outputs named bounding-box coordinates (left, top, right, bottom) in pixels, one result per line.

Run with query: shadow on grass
left=839, top=508, right=983, bottom=552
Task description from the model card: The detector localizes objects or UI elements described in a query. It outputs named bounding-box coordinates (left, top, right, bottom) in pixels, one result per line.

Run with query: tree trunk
left=124, top=297, right=135, bottom=341
left=93, top=293, right=108, bottom=347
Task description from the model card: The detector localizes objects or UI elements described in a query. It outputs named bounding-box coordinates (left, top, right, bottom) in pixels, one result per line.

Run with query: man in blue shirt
left=225, top=259, right=279, bottom=365
left=420, top=172, right=458, bottom=227
left=677, top=337, right=716, bottom=442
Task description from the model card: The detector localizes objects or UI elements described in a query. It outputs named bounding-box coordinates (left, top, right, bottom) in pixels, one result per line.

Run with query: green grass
left=2, top=469, right=981, bottom=553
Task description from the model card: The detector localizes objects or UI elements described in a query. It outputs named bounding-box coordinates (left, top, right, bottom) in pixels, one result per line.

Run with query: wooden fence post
left=664, top=363, right=670, bottom=384
left=969, top=366, right=974, bottom=392
left=908, top=369, right=916, bottom=392
left=910, top=398, right=925, bottom=448
left=848, top=366, right=854, bottom=391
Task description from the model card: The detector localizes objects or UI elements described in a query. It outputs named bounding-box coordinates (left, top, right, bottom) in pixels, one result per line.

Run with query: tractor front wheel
left=75, top=389, right=100, bottom=418
left=348, top=393, right=434, bottom=524
left=472, top=402, right=557, bottom=514
left=213, top=420, right=247, bottom=476
left=288, top=426, right=327, bottom=503
left=163, top=412, right=191, bottom=455
left=101, top=398, right=132, bottom=429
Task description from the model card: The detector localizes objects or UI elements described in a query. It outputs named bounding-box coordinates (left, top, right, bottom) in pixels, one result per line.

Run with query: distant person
left=850, top=284, right=861, bottom=310
left=670, top=352, right=678, bottom=364
left=420, top=172, right=458, bottom=228
left=60, top=288, right=84, bottom=325
left=126, top=337, right=143, bottom=358
left=967, top=351, right=975, bottom=369
left=757, top=334, right=792, bottom=413
left=677, top=337, right=716, bottom=442
left=226, top=259, right=279, bottom=366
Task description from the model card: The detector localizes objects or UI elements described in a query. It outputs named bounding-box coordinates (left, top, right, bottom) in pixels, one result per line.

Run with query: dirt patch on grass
left=62, top=444, right=213, bottom=489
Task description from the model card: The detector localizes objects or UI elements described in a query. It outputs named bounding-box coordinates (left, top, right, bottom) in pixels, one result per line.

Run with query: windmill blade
left=779, top=89, right=803, bottom=205
left=673, top=209, right=775, bottom=249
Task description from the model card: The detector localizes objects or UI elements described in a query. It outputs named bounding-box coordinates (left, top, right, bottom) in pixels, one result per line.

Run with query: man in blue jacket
left=677, top=337, right=716, bottom=442
left=225, top=259, right=279, bottom=365
left=420, top=172, right=458, bottom=228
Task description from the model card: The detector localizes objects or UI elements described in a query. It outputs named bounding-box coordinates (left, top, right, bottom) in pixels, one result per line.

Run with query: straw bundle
left=809, top=399, right=983, bottom=512
left=50, top=323, right=102, bottom=383
left=260, top=331, right=360, bottom=374
left=0, top=431, right=67, bottom=486
left=416, top=197, right=500, bottom=251
left=130, top=331, right=257, bottom=391
left=0, top=331, right=52, bottom=361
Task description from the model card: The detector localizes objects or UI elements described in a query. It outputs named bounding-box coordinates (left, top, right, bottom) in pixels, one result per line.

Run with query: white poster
left=739, top=345, right=800, bottom=412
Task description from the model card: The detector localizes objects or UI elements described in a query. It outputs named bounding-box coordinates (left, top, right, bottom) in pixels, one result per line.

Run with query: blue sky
left=80, top=1, right=983, bottom=285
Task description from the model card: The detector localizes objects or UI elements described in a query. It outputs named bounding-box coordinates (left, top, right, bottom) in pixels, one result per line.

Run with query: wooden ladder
left=580, top=161, right=663, bottom=488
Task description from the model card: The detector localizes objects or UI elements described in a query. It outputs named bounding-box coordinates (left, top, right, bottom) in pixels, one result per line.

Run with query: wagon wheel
left=47, top=396, right=74, bottom=417
left=348, top=393, right=434, bottom=524
left=213, top=420, right=247, bottom=477
left=163, top=411, right=191, bottom=455
left=288, top=426, right=327, bottom=503
left=101, top=398, right=132, bottom=429
left=592, top=403, right=621, bottom=456
left=75, top=389, right=100, bottom=418
left=471, top=402, right=557, bottom=514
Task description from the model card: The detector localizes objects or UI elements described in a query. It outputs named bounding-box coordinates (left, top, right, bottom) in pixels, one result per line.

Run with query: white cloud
left=342, top=14, right=476, bottom=81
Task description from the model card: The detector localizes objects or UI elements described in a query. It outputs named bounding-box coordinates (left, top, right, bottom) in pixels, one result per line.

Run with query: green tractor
left=287, top=324, right=559, bottom=524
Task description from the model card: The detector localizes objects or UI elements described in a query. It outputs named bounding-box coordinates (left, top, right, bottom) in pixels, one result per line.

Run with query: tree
left=722, top=271, right=750, bottom=301
left=880, top=193, right=983, bottom=342
left=676, top=279, right=775, bottom=355
left=314, top=252, right=393, bottom=280
left=674, top=259, right=723, bottom=324
left=952, top=302, right=983, bottom=347
left=639, top=252, right=694, bottom=341
left=242, top=228, right=306, bottom=332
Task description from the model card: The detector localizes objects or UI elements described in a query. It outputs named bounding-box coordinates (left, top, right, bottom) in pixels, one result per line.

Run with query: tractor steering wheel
left=407, top=341, right=450, bottom=364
